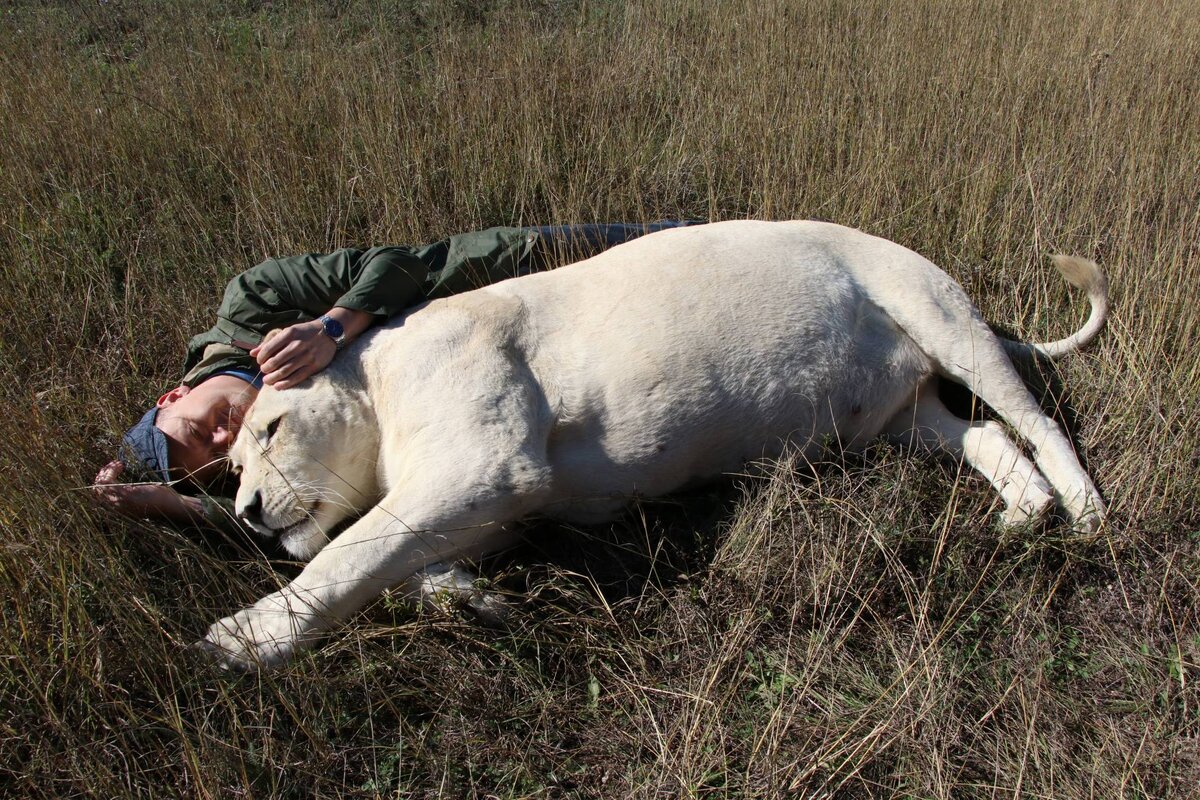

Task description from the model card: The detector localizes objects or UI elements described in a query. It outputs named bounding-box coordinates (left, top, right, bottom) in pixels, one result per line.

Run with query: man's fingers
left=262, top=355, right=312, bottom=386
left=254, top=334, right=288, bottom=364
left=94, top=460, right=125, bottom=484
left=93, top=482, right=127, bottom=509
left=272, top=364, right=318, bottom=390
left=254, top=322, right=336, bottom=390
left=259, top=339, right=307, bottom=373
left=253, top=328, right=295, bottom=362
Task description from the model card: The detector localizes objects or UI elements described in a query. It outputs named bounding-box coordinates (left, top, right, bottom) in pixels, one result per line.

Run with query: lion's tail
left=1002, top=255, right=1109, bottom=361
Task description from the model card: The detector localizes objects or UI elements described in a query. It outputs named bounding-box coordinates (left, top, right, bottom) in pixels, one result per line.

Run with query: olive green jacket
left=189, top=226, right=543, bottom=533
left=183, top=226, right=542, bottom=387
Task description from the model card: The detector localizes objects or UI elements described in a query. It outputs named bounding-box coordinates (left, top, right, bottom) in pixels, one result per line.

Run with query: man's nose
left=240, top=491, right=264, bottom=526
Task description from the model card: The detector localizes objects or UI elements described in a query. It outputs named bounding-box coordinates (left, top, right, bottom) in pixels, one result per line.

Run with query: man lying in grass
left=93, top=221, right=703, bottom=532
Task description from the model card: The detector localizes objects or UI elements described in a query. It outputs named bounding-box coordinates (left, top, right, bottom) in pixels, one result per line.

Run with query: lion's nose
left=240, top=491, right=264, bottom=526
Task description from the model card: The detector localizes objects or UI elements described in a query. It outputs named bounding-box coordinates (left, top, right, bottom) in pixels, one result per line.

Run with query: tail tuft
left=1050, top=254, right=1106, bottom=295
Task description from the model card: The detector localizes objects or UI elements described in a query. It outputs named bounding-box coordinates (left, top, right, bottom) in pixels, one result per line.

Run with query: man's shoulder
left=182, top=340, right=258, bottom=386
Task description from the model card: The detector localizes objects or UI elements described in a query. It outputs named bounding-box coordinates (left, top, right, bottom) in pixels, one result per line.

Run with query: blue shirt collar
left=214, top=368, right=264, bottom=390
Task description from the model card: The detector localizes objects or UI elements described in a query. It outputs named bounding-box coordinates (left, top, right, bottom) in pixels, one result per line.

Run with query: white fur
left=199, top=220, right=1107, bottom=669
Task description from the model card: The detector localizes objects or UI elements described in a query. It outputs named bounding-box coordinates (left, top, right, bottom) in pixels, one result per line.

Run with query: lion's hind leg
left=935, top=344, right=1104, bottom=530
left=887, top=292, right=1105, bottom=530
left=399, top=560, right=514, bottom=626
left=887, top=387, right=1054, bottom=528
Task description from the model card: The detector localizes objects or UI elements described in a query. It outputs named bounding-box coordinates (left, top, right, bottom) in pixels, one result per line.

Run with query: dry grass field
left=1, top=0, right=1198, bottom=796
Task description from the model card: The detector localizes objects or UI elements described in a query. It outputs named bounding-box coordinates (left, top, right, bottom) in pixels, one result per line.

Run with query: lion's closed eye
left=257, top=415, right=284, bottom=450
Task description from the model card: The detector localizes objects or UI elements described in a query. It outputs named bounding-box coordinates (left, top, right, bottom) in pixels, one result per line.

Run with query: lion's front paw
left=194, top=596, right=320, bottom=671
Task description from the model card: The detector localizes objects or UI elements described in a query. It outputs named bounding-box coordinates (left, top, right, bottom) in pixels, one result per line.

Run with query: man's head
left=121, top=374, right=260, bottom=486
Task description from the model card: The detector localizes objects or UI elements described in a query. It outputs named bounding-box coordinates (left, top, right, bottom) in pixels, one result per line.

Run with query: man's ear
left=156, top=385, right=190, bottom=408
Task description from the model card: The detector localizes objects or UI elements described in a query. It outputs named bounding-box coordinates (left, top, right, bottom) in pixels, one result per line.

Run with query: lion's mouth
left=255, top=501, right=322, bottom=539
left=271, top=516, right=309, bottom=538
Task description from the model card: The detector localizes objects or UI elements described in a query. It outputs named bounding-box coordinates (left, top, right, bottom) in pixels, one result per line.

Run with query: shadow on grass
left=497, top=481, right=742, bottom=606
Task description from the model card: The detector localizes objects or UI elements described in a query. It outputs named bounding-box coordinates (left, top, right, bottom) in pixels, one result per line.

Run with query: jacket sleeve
left=187, top=229, right=534, bottom=373
left=216, top=246, right=434, bottom=337
left=426, top=228, right=538, bottom=298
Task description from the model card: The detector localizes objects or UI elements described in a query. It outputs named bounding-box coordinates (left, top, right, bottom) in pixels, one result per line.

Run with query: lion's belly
left=537, top=274, right=931, bottom=511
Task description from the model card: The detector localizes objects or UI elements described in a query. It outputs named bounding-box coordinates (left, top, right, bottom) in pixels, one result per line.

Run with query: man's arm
left=215, top=247, right=434, bottom=386
left=217, top=246, right=432, bottom=336
left=94, top=461, right=266, bottom=540
left=185, top=230, right=539, bottom=387
left=93, top=461, right=206, bottom=523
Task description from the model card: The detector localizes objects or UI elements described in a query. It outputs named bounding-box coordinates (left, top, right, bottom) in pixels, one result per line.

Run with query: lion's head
left=228, top=375, right=381, bottom=559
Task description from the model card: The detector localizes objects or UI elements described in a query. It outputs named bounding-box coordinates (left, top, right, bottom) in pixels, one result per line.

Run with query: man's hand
left=251, top=320, right=337, bottom=389
left=251, top=307, right=374, bottom=390
left=92, top=461, right=203, bottom=522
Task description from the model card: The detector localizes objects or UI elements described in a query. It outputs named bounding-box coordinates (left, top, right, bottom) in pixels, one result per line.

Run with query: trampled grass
left=1, top=0, right=1197, bottom=796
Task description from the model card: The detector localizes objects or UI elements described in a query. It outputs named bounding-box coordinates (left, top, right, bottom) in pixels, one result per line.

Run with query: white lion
left=200, top=220, right=1108, bottom=670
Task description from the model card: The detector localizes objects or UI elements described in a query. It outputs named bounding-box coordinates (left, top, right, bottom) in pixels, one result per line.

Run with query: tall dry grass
left=1, top=0, right=1197, bottom=796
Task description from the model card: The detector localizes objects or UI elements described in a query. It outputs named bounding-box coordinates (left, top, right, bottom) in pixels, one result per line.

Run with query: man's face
left=155, top=375, right=259, bottom=484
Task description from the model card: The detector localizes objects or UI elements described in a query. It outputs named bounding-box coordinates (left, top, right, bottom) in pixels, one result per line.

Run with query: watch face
left=321, top=316, right=345, bottom=338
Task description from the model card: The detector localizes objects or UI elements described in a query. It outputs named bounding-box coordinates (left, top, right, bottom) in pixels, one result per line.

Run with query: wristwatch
left=318, top=315, right=347, bottom=350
